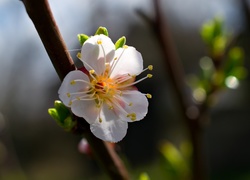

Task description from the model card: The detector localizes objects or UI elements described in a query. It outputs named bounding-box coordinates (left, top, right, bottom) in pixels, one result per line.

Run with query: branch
left=21, top=0, right=129, bottom=179
left=21, top=0, right=75, bottom=80
left=145, top=0, right=206, bottom=179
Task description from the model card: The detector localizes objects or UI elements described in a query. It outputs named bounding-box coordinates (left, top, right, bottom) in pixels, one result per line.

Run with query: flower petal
left=71, top=100, right=99, bottom=124
left=80, top=34, right=115, bottom=75
left=90, top=103, right=128, bottom=142
left=110, top=46, right=143, bottom=78
left=116, top=90, right=148, bottom=122
left=58, top=70, right=90, bottom=107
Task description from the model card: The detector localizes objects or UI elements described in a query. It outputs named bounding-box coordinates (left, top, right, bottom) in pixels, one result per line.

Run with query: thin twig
left=21, top=0, right=129, bottom=179
left=150, top=0, right=206, bottom=179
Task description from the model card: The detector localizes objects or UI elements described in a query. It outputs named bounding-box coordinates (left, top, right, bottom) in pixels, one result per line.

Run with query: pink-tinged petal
left=116, top=90, right=148, bottom=122
left=80, top=34, right=115, bottom=75
left=58, top=70, right=90, bottom=107
left=90, top=103, right=128, bottom=142
left=110, top=46, right=143, bottom=78
left=71, top=100, right=99, bottom=124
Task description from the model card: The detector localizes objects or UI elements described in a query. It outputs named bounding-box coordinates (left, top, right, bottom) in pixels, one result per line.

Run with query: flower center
left=86, top=64, right=122, bottom=108
left=92, top=76, right=117, bottom=100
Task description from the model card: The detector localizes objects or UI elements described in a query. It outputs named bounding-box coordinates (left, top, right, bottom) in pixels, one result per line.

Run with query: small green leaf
left=200, top=16, right=224, bottom=48
left=212, top=16, right=223, bottom=38
left=160, top=141, right=191, bottom=179
left=115, top=36, right=126, bottom=49
left=49, top=101, right=76, bottom=131
left=213, top=36, right=227, bottom=56
left=139, top=172, right=150, bottom=180
left=64, top=116, right=77, bottom=131
left=228, top=47, right=244, bottom=65
left=48, top=108, right=60, bottom=122
left=95, top=26, right=109, bottom=36
left=224, top=47, right=246, bottom=79
left=200, top=20, right=215, bottom=45
left=54, top=100, right=71, bottom=121
left=78, top=34, right=89, bottom=45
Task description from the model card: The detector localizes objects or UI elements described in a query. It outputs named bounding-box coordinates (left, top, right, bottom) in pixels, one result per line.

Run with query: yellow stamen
left=97, top=40, right=102, bottom=44
left=131, top=116, right=136, bottom=121
left=70, top=80, right=76, bottom=85
left=77, top=52, right=81, bottom=59
left=127, top=113, right=137, bottom=121
left=67, top=93, right=71, bottom=97
left=146, top=93, right=152, bottom=99
left=89, top=69, right=95, bottom=74
left=148, top=65, right=153, bottom=70
left=147, top=74, right=153, bottom=78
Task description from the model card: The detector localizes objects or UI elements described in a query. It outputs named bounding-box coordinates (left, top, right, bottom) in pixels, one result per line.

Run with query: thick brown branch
left=22, top=0, right=75, bottom=80
left=21, top=0, right=129, bottom=179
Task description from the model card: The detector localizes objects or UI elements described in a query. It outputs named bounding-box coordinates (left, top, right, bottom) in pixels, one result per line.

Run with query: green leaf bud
left=48, top=108, right=60, bottom=122
left=78, top=34, right=89, bottom=45
left=115, top=36, right=126, bottom=50
left=54, top=100, right=71, bottom=122
left=228, top=47, right=244, bottom=65
left=200, top=20, right=215, bottom=45
left=139, top=172, right=150, bottom=180
left=63, top=116, right=77, bottom=131
left=95, top=26, right=109, bottom=36
left=212, top=36, right=226, bottom=56
left=48, top=101, right=75, bottom=131
left=200, top=16, right=224, bottom=48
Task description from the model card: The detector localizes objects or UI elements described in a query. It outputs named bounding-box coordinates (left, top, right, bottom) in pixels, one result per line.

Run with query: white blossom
left=59, top=34, right=152, bottom=142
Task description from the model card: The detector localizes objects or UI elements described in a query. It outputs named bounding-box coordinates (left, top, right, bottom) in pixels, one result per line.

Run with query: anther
left=148, top=65, right=153, bottom=71
left=68, top=101, right=72, bottom=106
left=146, top=93, right=152, bottom=99
left=131, top=116, right=136, bottom=121
left=99, top=118, right=102, bottom=123
left=77, top=52, right=81, bottom=59
left=67, top=93, right=71, bottom=97
left=97, top=40, right=102, bottom=44
left=123, top=45, right=128, bottom=49
left=89, top=69, right=95, bottom=74
left=142, top=65, right=154, bottom=73
left=147, top=74, right=153, bottom=78
left=70, top=80, right=76, bottom=85
left=128, top=103, right=133, bottom=106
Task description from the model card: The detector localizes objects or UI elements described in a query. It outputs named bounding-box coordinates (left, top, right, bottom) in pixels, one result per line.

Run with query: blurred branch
left=138, top=0, right=206, bottom=179
left=152, top=1, right=205, bottom=179
left=242, top=0, right=250, bottom=30
left=21, top=0, right=129, bottom=179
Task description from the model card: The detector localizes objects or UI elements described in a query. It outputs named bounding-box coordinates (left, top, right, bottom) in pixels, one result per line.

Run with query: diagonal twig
left=21, top=0, right=129, bottom=179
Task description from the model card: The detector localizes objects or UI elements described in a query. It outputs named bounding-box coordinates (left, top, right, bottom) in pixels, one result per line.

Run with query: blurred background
left=0, top=0, right=250, bottom=179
